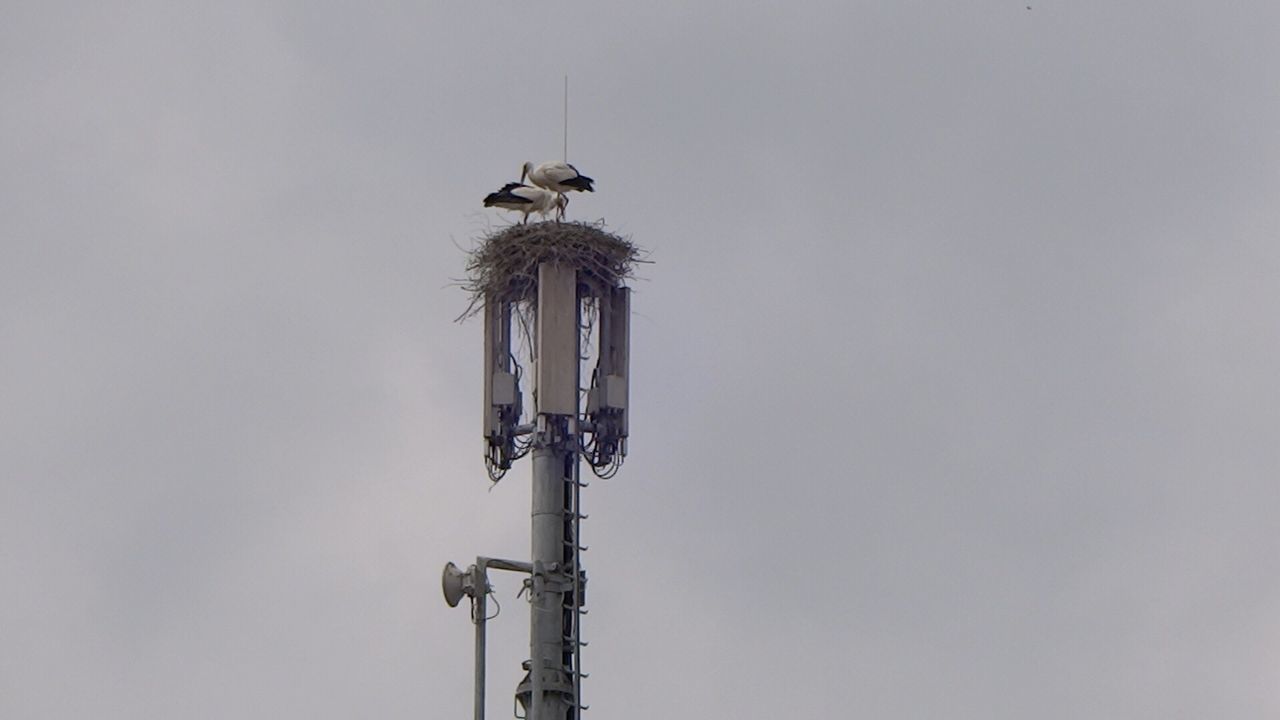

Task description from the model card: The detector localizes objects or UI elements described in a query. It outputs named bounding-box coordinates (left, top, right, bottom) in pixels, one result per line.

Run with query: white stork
left=521, top=161, right=595, bottom=193
left=483, top=182, right=567, bottom=224
left=522, top=160, right=594, bottom=198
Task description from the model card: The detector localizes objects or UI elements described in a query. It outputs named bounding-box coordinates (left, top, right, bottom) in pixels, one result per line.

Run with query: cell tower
left=444, top=224, right=634, bottom=720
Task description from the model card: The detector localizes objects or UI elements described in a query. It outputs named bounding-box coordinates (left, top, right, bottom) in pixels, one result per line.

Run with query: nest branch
left=456, top=220, right=643, bottom=321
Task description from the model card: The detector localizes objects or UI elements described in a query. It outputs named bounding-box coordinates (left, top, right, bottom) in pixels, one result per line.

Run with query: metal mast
left=516, top=264, right=583, bottom=719
left=446, top=255, right=629, bottom=720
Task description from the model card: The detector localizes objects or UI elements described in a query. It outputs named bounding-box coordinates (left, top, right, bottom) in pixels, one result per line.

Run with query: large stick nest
left=458, top=221, right=641, bottom=320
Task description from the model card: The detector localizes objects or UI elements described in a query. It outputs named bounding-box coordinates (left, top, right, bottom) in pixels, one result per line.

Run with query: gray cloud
left=3, top=2, right=1279, bottom=718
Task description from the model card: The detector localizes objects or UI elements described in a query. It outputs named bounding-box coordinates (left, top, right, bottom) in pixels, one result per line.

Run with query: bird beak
left=519, top=163, right=528, bottom=183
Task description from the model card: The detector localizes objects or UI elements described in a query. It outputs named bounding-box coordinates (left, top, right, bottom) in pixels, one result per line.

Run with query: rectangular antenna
left=483, top=298, right=513, bottom=439
left=536, top=264, right=578, bottom=416
left=605, top=286, right=630, bottom=435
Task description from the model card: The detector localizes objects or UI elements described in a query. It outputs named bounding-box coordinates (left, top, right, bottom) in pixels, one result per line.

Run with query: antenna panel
left=536, top=264, right=578, bottom=416
left=603, top=286, right=630, bottom=436
left=483, top=298, right=513, bottom=439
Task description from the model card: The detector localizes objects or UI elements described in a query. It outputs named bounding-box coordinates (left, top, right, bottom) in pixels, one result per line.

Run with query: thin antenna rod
left=563, top=75, right=569, bottom=163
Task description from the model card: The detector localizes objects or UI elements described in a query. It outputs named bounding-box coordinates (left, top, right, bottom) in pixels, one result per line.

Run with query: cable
left=485, top=589, right=501, bottom=621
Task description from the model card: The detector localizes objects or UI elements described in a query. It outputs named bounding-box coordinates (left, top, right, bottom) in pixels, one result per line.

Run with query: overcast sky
left=3, top=2, right=1280, bottom=718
